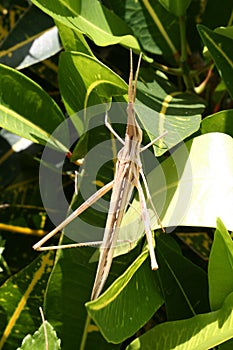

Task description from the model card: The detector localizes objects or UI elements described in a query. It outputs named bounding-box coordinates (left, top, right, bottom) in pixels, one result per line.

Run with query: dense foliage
left=0, top=0, right=232, bottom=349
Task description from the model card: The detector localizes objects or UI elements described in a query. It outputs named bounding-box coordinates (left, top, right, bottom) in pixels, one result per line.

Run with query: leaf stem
left=80, top=314, right=91, bottom=350
left=179, top=15, right=194, bottom=91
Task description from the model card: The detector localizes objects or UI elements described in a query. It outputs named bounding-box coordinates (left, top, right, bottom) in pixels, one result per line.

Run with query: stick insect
left=33, top=50, right=167, bottom=301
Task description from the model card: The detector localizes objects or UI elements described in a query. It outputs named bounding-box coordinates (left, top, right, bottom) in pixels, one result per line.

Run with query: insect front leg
left=104, top=109, right=125, bottom=145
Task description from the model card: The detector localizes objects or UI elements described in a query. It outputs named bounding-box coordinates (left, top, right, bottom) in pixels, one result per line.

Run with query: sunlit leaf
left=208, top=218, right=233, bottom=311
left=86, top=250, right=164, bottom=343
left=201, top=109, right=233, bottom=137
left=17, top=321, right=61, bottom=350
left=31, top=0, right=140, bottom=50
left=0, top=64, right=68, bottom=152
left=127, top=292, right=233, bottom=350
left=198, top=25, right=233, bottom=99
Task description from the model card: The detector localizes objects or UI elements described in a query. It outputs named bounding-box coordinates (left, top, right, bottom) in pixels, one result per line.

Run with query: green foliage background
left=0, top=0, right=232, bottom=349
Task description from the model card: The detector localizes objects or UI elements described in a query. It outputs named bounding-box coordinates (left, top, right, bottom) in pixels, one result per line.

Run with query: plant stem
left=179, top=15, right=194, bottom=91
left=80, top=314, right=91, bottom=350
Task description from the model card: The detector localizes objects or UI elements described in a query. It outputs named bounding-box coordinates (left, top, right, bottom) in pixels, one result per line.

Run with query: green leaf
left=208, top=218, right=233, bottom=311
left=127, top=291, right=233, bottom=350
left=0, top=251, right=54, bottom=349
left=197, top=24, right=233, bottom=99
left=0, top=64, right=68, bottom=152
left=135, top=74, right=204, bottom=156
left=107, top=0, right=179, bottom=61
left=86, top=250, right=164, bottom=343
left=215, top=26, right=233, bottom=41
left=158, top=0, right=192, bottom=16
left=118, top=132, right=233, bottom=260
left=153, top=133, right=233, bottom=230
left=17, top=321, right=61, bottom=350
left=56, top=21, right=94, bottom=55
left=58, top=51, right=127, bottom=131
left=201, top=109, right=233, bottom=138
left=31, top=0, right=140, bottom=50
left=157, top=235, right=209, bottom=320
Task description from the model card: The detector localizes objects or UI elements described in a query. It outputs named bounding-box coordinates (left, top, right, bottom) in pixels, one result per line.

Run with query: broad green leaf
left=135, top=74, right=204, bottom=156
left=215, top=26, right=233, bottom=41
left=0, top=64, right=68, bottom=152
left=86, top=250, right=164, bottom=343
left=117, top=133, right=233, bottom=259
left=201, top=109, right=233, bottom=137
left=156, top=234, right=209, bottom=320
left=56, top=21, right=94, bottom=55
left=197, top=25, right=233, bottom=99
left=0, top=251, right=54, bottom=349
left=208, top=218, right=233, bottom=311
left=159, top=0, right=192, bottom=16
left=106, top=0, right=179, bottom=61
left=31, top=0, right=140, bottom=50
left=127, top=291, right=233, bottom=350
left=58, top=51, right=127, bottom=131
left=153, top=133, right=233, bottom=230
left=17, top=321, right=61, bottom=350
